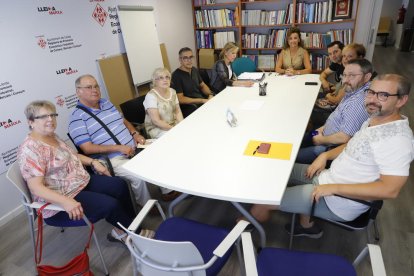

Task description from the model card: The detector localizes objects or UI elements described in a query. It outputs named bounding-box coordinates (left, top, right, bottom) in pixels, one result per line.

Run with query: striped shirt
left=68, top=99, right=134, bottom=159
left=323, top=81, right=370, bottom=137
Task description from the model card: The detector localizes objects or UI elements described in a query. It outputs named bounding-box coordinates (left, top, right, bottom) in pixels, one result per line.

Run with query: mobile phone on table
left=305, top=82, right=318, bottom=85
left=257, top=143, right=271, bottom=154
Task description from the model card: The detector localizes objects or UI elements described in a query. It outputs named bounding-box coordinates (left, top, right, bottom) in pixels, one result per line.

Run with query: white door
left=354, top=0, right=384, bottom=60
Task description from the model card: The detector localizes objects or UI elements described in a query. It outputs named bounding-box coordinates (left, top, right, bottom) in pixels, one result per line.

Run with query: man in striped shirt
left=69, top=75, right=174, bottom=206
left=297, top=59, right=373, bottom=164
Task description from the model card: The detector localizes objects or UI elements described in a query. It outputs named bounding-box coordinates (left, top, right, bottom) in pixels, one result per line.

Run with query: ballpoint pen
left=253, top=145, right=260, bottom=155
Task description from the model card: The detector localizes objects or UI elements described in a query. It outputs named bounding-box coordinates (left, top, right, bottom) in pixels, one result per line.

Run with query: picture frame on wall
left=332, top=0, right=353, bottom=20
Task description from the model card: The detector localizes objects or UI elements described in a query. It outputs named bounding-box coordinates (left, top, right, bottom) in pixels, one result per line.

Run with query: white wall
left=377, top=0, right=404, bottom=44
left=155, top=0, right=195, bottom=71
left=0, top=0, right=194, bottom=226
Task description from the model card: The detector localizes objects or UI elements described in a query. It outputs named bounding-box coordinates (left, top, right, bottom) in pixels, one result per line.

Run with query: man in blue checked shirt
left=297, top=59, right=373, bottom=164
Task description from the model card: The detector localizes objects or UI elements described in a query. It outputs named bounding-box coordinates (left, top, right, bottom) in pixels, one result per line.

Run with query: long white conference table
left=123, top=73, right=321, bottom=247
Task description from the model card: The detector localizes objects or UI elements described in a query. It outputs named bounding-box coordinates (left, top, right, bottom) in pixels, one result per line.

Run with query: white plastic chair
left=6, top=161, right=109, bottom=275
left=242, top=232, right=386, bottom=276
left=119, top=199, right=250, bottom=276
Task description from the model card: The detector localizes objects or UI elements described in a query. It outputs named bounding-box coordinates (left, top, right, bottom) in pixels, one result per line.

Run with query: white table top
left=123, top=74, right=320, bottom=205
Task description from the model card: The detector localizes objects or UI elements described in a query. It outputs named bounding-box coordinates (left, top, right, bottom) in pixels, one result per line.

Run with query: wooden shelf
left=192, top=0, right=359, bottom=71
left=194, top=2, right=239, bottom=8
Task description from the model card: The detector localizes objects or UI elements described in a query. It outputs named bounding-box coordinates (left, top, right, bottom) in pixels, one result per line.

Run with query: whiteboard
left=118, top=5, right=164, bottom=85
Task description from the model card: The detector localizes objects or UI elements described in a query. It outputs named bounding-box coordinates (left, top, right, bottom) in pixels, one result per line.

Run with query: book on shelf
left=300, top=29, right=352, bottom=48
left=194, top=8, right=236, bottom=28
left=296, top=0, right=336, bottom=24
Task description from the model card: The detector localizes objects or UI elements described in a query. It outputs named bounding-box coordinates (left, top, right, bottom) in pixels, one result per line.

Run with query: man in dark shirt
left=319, top=41, right=344, bottom=92
left=171, top=47, right=213, bottom=116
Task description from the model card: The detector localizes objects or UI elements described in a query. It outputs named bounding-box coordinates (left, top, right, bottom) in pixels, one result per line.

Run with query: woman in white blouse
left=144, top=68, right=184, bottom=138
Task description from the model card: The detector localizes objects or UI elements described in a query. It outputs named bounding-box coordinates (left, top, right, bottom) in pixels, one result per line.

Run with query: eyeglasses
left=342, top=73, right=363, bottom=79
left=33, top=113, right=59, bottom=120
left=365, top=89, right=399, bottom=102
left=77, top=85, right=100, bottom=91
left=180, top=56, right=194, bottom=61
left=155, top=75, right=171, bottom=81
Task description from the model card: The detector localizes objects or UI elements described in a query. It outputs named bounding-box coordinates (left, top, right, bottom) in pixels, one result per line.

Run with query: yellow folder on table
left=243, top=140, right=293, bottom=160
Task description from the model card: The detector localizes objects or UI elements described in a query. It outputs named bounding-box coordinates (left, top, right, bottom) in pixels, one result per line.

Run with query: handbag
left=35, top=203, right=94, bottom=276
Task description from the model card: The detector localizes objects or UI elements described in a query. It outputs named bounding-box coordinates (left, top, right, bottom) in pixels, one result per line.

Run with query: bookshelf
left=192, top=0, right=359, bottom=72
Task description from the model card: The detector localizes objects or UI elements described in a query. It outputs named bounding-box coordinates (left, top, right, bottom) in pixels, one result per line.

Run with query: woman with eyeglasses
left=18, top=100, right=153, bottom=244
left=144, top=67, right=184, bottom=138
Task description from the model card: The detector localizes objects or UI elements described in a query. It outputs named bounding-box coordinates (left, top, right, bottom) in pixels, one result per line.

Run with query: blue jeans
left=296, top=145, right=328, bottom=164
left=45, top=174, right=134, bottom=228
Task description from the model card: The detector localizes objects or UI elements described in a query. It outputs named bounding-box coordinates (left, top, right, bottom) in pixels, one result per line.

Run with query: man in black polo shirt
left=319, top=41, right=345, bottom=92
left=171, top=47, right=213, bottom=117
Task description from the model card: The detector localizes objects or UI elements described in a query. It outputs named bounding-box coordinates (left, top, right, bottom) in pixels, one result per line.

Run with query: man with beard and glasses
left=297, top=58, right=373, bottom=164
left=249, top=74, right=413, bottom=238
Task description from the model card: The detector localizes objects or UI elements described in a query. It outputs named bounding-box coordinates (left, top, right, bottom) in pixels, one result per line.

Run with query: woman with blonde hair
left=144, top=67, right=184, bottom=138
left=275, top=27, right=312, bottom=75
left=209, top=42, right=254, bottom=94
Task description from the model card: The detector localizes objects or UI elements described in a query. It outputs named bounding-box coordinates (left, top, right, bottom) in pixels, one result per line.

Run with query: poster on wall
left=0, top=0, right=144, bottom=174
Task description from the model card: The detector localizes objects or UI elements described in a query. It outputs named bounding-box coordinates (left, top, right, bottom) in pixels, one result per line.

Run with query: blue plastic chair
left=242, top=232, right=386, bottom=276
left=232, top=57, right=256, bottom=76
left=120, top=199, right=249, bottom=276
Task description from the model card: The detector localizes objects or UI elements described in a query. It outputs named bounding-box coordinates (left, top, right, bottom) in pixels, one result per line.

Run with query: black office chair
left=119, top=95, right=148, bottom=138
left=289, top=196, right=383, bottom=249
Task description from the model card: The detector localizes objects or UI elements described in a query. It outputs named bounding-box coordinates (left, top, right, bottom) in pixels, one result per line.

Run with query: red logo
left=37, top=37, right=47, bottom=49
left=92, top=4, right=108, bottom=26
left=55, top=96, right=65, bottom=107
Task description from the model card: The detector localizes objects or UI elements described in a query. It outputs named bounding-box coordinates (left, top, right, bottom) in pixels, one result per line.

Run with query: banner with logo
left=0, top=0, right=154, bottom=174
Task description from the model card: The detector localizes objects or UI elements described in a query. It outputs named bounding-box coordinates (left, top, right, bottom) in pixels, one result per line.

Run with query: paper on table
left=243, top=140, right=293, bottom=160
left=240, top=100, right=264, bottom=110
left=137, top=139, right=156, bottom=149
left=238, top=72, right=265, bottom=81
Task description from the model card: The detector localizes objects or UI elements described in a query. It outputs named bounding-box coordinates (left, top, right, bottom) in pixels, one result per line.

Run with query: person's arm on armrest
left=27, top=176, right=84, bottom=220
